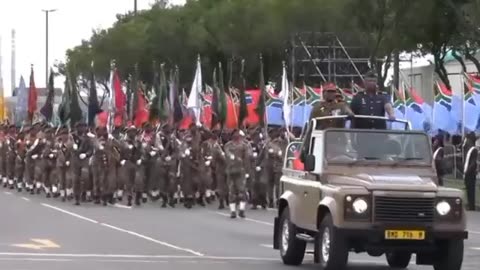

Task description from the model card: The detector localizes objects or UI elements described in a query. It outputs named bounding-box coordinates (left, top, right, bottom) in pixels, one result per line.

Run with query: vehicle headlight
left=436, top=201, right=451, bottom=216
left=352, top=198, right=368, bottom=214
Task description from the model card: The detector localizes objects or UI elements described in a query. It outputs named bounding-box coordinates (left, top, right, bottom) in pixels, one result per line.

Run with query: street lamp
left=42, top=9, right=57, bottom=88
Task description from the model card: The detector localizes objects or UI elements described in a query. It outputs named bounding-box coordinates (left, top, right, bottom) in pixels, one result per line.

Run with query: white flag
left=187, top=57, right=202, bottom=125
left=279, top=65, right=290, bottom=129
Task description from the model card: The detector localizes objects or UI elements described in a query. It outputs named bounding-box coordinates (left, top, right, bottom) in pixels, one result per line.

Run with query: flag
left=158, top=64, right=169, bottom=122
left=238, top=60, right=248, bottom=128
left=27, top=66, right=38, bottom=122
left=40, top=69, right=55, bottom=122
left=128, top=65, right=139, bottom=122
left=58, top=76, right=71, bottom=125
left=433, top=80, right=456, bottom=133
left=463, top=73, right=480, bottom=131
left=405, top=85, right=429, bottom=131
left=187, top=56, right=202, bottom=125
left=279, top=62, right=291, bottom=129
left=211, top=68, right=220, bottom=128
left=134, top=89, right=149, bottom=127
left=255, top=55, right=266, bottom=127
left=69, top=73, right=83, bottom=126
left=171, top=68, right=184, bottom=124
left=218, top=62, right=227, bottom=126
left=87, top=67, right=102, bottom=126
left=0, top=72, right=4, bottom=121
left=109, top=67, right=126, bottom=127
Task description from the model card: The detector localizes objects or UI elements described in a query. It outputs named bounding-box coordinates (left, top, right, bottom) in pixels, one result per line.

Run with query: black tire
left=317, top=214, right=348, bottom=270
left=278, top=208, right=306, bottom=265
left=433, top=240, right=464, bottom=270
left=386, top=252, right=411, bottom=269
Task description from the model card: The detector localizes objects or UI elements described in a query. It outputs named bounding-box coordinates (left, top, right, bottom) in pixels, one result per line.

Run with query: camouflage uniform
left=118, top=126, right=142, bottom=206
left=5, top=126, right=18, bottom=190
left=263, top=138, right=284, bottom=208
left=15, top=131, right=27, bottom=192
left=71, top=123, right=94, bottom=205
left=41, top=128, right=58, bottom=198
left=56, top=128, right=72, bottom=201
left=178, top=133, right=200, bottom=208
left=224, top=129, right=251, bottom=218
left=249, top=134, right=267, bottom=209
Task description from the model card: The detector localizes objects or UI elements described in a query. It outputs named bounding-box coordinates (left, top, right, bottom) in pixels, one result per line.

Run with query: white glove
left=159, top=145, right=164, bottom=151
left=87, top=132, right=95, bottom=138
left=181, top=154, right=186, bottom=158
left=31, top=154, right=38, bottom=160
left=42, top=138, right=47, bottom=143
left=268, top=148, right=274, bottom=153
left=259, top=133, right=263, bottom=139
left=205, top=160, right=211, bottom=166
left=229, top=154, right=235, bottom=160
left=142, top=143, right=147, bottom=148
left=99, top=145, right=105, bottom=150
left=73, top=144, right=78, bottom=150
left=253, top=152, right=258, bottom=158
left=185, top=149, right=191, bottom=156
left=245, top=173, right=250, bottom=178
left=136, top=159, right=142, bottom=165
left=65, top=161, right=70, bottom=166
left=196, top=122, right=202, bottom=128
left=150, top=151, right=156, bottom=157
left=120, top=160, right=126, bottom=166
left=128, top=144, right=133, bottom=150
left=278, top=150, right=283, bottom=156
left=165, top=156, right=172, bottom=161
left=48, top=153, right=54, bottom=159
left=26, top=140, right=30, bottom=145
left=256, top=166, right=261, bottom=172
left=108, top=134, right=114, bottom=140
left=6, top=140, right=9, bottom=145
left=79, top=153, right=86, bottom=160
left=206, top=156, right=213, bottom=160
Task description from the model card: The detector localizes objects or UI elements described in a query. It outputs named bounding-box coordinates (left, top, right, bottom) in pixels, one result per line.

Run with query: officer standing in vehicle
left=350, top=70, right=395, bottom=129
left=309, top=82, right=353, bottom=129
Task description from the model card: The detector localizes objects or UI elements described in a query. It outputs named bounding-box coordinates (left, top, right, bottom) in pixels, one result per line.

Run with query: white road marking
left=91, top=259, right=165, bottom=263
left=112, top=203, right=132, bottom=209
left=469, top=230, right=480, bottom=235
left=40, top=203, right=203, bottom=256
left=100, top=223, right=204, bottom=257
left=0, top=258, right=72, bottom=262
left=214, top=212, right=273, bottom=226
left=470, top=247, right=480, bottom=251
left=0, top=252, right=278, bottom=261
left=21, top=197, right=30, bottom=202
left=4, top=192, right=12, bottom=195
left=41, top=203, right=99, bottom=224
left=260, top=244, right=273, bottom=248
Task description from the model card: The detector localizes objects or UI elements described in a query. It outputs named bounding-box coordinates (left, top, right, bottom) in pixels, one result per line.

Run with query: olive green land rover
left=273, top=116, right=468, bottom=270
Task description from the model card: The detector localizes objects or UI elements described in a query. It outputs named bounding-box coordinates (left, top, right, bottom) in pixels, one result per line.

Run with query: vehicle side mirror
left=304, top=154, right=315, bottom=172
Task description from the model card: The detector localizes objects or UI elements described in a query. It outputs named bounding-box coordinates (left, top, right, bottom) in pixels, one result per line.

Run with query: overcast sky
left=0, top=0, right=185, bottom=96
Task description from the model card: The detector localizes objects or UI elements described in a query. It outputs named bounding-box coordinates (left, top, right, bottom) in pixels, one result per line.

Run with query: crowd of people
left=0, top=121, right=290, bottom=219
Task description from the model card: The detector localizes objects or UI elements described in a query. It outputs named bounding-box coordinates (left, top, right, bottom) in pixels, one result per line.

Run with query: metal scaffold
left=289, top=32, right=384, bottom=88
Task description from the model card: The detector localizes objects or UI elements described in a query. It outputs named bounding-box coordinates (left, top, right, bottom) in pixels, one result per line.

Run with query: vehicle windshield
left=323, top=130, right=432, bottom=165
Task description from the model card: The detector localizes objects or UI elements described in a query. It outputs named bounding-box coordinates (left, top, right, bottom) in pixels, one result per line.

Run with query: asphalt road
left=1, top=188, right=480, bottom=270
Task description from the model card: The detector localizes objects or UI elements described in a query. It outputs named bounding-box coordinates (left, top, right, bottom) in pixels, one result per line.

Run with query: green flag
left=218, top=62, right=227, bottom=127
left=238, top=59, right=248, bottom=128
left=256, top=55, right=266, bottom=127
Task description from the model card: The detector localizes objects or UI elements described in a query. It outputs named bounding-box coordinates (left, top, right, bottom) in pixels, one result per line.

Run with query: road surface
left=1, top=189, right=479, bottom=270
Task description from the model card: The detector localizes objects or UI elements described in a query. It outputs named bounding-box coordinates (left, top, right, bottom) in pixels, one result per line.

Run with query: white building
left=399, top=51, right=480, bottom=104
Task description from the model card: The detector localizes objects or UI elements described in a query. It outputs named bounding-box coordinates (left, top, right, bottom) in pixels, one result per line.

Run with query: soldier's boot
left=30, top=186, right=35, bottom=195
left=161, top=194, right=168, bottom=208
left=94, top=195, right=101, bottom=205
left=2, top=177, right=7, bottom=188
left=8, top=178, right=15, bottom=189
left=184, top=197, right=193, bottom=209
left=205, top=189, right=213, bottom=204
left=86, top=191, right=93, bottom=202
left=60, top=190, right=66, bottom=202
left=238, top=201, right=246, bottom=218
left=197, top=196, right=206, bottom=207
left=102, top=195, right=108, bottom=206
left=168, top=195, right=175, bottom=208
left=142, top=193, right=148, bottom=203
left=74, top=195, right=81, bottom=206
left=46, top=192, right=51, bottom=198
left=17, top=181, right=23, bottom=192
left=81, top=192, right=87, bottom=202
left=117, top=190, right=124, bottom=202
left=218, top=198, right=225, bottom=210
left=135, top=192, right=142, bottom=206
left=127, top=195, right=133, bottom=207
left=268, top=201, right=274, bottom=209
left=229, top=203, right=237, bottom=218
left=108, top=194, right=115, bottom=205
left=35, top=182, right=42, bottom=194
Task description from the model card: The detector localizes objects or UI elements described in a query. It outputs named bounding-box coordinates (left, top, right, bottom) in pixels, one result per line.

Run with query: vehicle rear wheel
left=317, top=214, right=348, bottom=270
left=385, top=252, right=411, bottom=269
left=433, top=240, right=464, bottom=270
left=278, top=208, right=306, bottom=265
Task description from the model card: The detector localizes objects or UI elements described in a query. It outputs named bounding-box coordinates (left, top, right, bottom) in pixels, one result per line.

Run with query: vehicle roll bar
left=310, top=115, right=411, bottom=131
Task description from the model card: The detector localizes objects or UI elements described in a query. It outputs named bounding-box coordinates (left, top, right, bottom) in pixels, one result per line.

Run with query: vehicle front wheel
left=317, top=214, right=349, bottom=270
left=433, top=240, right=464, bottom=270
left=386, top=251, right=411, bottom=269
left=278, top=208, right=306, bottom=265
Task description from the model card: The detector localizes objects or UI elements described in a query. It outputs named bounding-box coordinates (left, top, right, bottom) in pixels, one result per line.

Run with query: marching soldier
left=5, top=125, right=18, bottom=191
left=71, top=122, right=94, bottom=205
left=210, top=132, right=228, bottom=209
left=263, top=130, right=284, bottom=208
left=15, top=128, right=28, bottom=193
left=41, top=127, right=58, bottom=198
left=0, top=125, right=7, bottom=187
left=56, top=127, right=72, bottom=201
left=224, top=129, right=251, bottom=218
left=200, top=130, right=216, bottom=204
left=118, top=125, right=139, bottom=206
left=178, top=132, right=200, bottom=208
left=250, top=130, right=267, bottom=209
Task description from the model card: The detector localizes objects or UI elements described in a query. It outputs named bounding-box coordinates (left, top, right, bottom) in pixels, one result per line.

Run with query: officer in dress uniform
left=463, top=132, right=478, bottom=210
left=350, top=70, right=395, bottom=129
left=71, top=122, right=95, bottom=205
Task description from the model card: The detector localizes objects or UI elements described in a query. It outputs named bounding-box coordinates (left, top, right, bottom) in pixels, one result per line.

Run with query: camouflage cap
left=323, top=82, right=337, bottom=91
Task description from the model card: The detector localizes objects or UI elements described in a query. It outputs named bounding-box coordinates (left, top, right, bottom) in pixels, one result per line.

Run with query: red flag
left=27, top=67, right=38, bottom=121
left=134, top=89, right=149, bottom=128
left=112, top=69, right=126, bottom=126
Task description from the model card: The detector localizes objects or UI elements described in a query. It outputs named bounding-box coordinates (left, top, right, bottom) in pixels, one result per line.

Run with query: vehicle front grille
left=374, top=196, right=434, bottom=223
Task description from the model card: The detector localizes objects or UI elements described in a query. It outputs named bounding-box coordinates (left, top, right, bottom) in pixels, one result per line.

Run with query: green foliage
left=64, top=0, right=480, bottom=91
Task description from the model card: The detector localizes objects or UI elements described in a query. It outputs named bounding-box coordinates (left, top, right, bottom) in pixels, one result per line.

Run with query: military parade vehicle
left=273, top=115, right=468, bottom=270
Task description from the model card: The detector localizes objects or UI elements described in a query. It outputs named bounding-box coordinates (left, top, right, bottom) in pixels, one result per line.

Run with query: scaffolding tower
left=290, top=32, right=384, bottom=88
